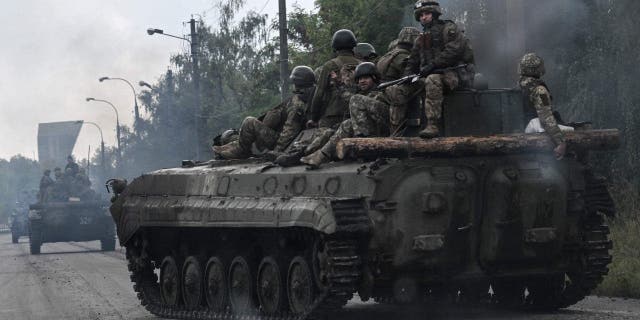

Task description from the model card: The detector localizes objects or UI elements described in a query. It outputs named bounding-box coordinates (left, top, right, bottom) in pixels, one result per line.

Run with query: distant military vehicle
left=29, top=198, right=115, bottom=254
left=10, top=206, right=29, bottom=244
left=109, top=88, right=618, bottom=319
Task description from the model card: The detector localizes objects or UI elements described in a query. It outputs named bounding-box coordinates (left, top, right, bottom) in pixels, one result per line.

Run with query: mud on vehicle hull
left=29, top=201, right=116, bottom=254
left=110, top=148, right=615, bottom=319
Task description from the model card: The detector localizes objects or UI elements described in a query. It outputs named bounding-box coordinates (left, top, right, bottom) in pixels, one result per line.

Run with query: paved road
left=1, top=233, right=638, bottom=320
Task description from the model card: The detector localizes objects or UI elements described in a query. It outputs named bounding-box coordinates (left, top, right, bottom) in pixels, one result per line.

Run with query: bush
left=595, top=179, right=640, bottom=298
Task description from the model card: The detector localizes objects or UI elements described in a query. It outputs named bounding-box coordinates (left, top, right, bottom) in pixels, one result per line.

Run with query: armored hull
left=28, top=200, right=115, bottom=254
left=110, top=140, right=615, bottom=318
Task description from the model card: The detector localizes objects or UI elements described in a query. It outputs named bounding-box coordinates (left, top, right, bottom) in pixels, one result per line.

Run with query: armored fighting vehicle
left=29, top=198, right=115, bottom=254
left=109, top=88, right=618, bottom=319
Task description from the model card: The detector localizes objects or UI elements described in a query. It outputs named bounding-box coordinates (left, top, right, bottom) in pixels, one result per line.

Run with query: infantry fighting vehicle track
left=28, top=200, right=115, bottom=254
left=109, top=88, right=619, bottom=319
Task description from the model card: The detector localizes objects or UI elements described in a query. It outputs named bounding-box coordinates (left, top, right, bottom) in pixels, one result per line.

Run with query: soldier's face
left=358, top=76, right=375, bottom=91
left=419, top=12, right=433, bottom=24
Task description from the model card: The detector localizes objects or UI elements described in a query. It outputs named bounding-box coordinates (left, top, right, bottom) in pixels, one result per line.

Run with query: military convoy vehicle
left=109, top=87, right=619, bottom=319
left=28, top=199, right=115, bottom=254
left=10, top=206, right=29, bottom=244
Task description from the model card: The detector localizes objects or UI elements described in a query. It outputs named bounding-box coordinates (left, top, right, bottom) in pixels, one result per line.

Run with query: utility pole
left=505, top=0, right=526, bottom=84
left=189, top=18, right=202, bottom=160
left=278, top=0, right=290, bottom=101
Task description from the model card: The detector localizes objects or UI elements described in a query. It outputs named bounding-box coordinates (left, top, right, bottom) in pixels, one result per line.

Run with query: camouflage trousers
left=385, top=84, right=423, bottom=134
left=238, top=117, right=278, bottom=152
left=317, top=119, right=355, bottom=159
left=422, top=71, right=460, bottom=124
left=349, top=94, right=390, bottom=137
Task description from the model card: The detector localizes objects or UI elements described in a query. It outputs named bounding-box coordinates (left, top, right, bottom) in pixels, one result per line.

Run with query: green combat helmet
left=331, top=29, right=357, bottom=51
left=354, top=62, right=380, bottom=82
left=518, top=53, right=546, bottom=78
left=397, top=27, right=421, bottom=46
left=414, top=1, right=442, bottom=21
left=289, top=66, right=316, bottom=88
left=354, top=43, right=378, bottom=61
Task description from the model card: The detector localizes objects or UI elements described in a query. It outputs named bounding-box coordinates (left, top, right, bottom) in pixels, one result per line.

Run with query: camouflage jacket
left=405, top=19, right=474, bottom=75
left=520, top=76, right=565, bottom=145
left=377, top=44, right=412, bottom=81
left=262, top=93, right=310, bottom=152
left=310, top=50, right=362, bottom=123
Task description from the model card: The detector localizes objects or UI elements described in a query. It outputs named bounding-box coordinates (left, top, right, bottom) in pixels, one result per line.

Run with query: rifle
left=377, top=64, right=469, bottom=90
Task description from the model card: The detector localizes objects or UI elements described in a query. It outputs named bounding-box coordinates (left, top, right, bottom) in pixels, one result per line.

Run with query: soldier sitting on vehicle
left=65, top=155, right=79, bottom=176
left=301, top=62, right=391, bottom=166
left=519, top=53, right=570, bottom=160
left=354, top=43, right=379, bottom=63
left=405, top=1, right=475, bottom=138
left=212, top=66, right=316, bottom=160
left=38, top=169, right=53, bottom=202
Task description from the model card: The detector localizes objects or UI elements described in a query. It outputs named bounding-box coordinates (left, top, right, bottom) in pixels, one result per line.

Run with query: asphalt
left=1, top=233, right=638, bottom=320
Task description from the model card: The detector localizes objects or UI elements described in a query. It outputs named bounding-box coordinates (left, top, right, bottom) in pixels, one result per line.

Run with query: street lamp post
left=80, top=121, right=106, bottom=176
left=99, top=76, right=140, bottom=125
left=86, top=97, right=121, bottom=163
left=147, top=20, right=202, bottom=160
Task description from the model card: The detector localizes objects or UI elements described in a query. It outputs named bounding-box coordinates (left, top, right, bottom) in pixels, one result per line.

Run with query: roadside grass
left=594, top=179, right=640, bottom=298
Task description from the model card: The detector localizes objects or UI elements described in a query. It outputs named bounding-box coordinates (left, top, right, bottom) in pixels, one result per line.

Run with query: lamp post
left=99, top=76, right=140, bottom=125
left=147, top=20, right=202, bottom=160
left=138, top=80, right=153, bottom=90
left=86, top=97, right=121, bottom=163
left=79, top=121, right=105, bottom=176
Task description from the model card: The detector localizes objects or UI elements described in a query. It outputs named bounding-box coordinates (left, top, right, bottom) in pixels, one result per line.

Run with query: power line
left=258, top=0, right=272, bottom=14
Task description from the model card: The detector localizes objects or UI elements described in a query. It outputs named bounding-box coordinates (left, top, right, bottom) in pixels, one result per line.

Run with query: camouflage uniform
left=39, top=171, right=53, bottom=202
left=219, top=94, right=310, bottom=159
left=406, top=1, right=475, bottom=138
left=310, top=30, right=362, bottom=129
left=519, top=53, right=565, bottom=146
left=377, top=27, right=420, bottom=132
left=302, top=63, right=390, bottom=166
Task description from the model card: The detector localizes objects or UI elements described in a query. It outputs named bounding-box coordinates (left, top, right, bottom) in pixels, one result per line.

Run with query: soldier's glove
left=419, top=64, right=436, bottom=77
left=263, top=151, right=282, bottom=162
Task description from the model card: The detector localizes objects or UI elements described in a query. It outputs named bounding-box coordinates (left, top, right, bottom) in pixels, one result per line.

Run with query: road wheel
left=11, top=231, right=19, bottom=244
left=182, top=256, right=204, bottom=309
left=228, top=256, right=255, bottom=313
left=160, top=256, right=182, bottom=307
left=257, top=256, right=285, bottom=315
left=205, top=256, right=227, bottom=312
left=526, top=274, right=565, bottom=310
left=287, top=256, right=314, bottom=314
left=492, top=279, right=525, bottom=307
left=29, top=222, right=42, bottom=254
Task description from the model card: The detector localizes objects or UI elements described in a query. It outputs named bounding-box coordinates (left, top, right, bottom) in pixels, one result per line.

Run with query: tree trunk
left=336, top=129, right=620, bottom=160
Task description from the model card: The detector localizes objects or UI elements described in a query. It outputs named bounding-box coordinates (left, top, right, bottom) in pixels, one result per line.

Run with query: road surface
left=1, top=233, right=638, bottom=320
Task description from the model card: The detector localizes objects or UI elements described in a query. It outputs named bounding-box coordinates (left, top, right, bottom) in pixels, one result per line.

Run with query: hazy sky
left=0, top=0, right=315, bottom=160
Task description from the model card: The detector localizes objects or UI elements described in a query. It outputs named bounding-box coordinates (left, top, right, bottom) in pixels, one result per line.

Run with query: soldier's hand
left=554, top=142, right=567, bottom=160
left=306, top=120, right=318, bottom=129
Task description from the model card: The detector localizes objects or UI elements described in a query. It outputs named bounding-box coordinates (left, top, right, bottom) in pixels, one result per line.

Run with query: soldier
left=213, top=66, right=316, bottom=159
left=65, top=155, right=79, bottom=176
left=53, top=167, right=63, bottom=181
left=38, top=169, right=53, bottom=202
left=519, top=53, right=567, bottom=160
left=378, top=27, right=421, bottom=133
left=406, top=1, right=475, bottom=138
left=309, top=29, right=362, bottom=129
left=301, top=62, right=390, bottom=166
left=354, top=43, right=378, bottom=62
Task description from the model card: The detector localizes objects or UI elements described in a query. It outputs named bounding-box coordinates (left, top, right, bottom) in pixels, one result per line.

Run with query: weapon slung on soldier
left=377, top=64, right=468, bottom=90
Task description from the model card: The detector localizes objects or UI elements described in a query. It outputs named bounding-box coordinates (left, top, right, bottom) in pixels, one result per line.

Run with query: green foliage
left=595, top=180, right=640, bottom=298
left=0, top=156, right=40, bottom=223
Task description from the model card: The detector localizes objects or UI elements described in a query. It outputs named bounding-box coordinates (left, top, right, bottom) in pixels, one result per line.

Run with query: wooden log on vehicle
left=336, top=129, right=620, bottom=160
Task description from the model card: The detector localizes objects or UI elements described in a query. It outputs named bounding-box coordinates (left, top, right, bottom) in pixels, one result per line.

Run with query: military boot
left=300, top=150, right=330, bottom=168
left=419, top=124, right=440, bottom=139
left=212, top=141, right=250, bottom=160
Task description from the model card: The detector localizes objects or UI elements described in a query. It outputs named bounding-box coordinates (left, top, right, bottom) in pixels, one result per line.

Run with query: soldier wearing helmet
left=354, top=43, right=379, bottom=62
left=519, top=53, right=567, bottom=160
left=213, top=66, right=316, bottom=159
left=377, top=27, right=421, bottom=132
left=309, top=29, right=362, bottom=129
left=302, top=62, right=391, bottom=167
left=406, top=1, right=475, bottom=139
